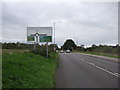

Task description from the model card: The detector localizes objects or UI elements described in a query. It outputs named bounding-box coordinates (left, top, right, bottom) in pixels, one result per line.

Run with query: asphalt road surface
left=56, top=53, right=119, bottom=88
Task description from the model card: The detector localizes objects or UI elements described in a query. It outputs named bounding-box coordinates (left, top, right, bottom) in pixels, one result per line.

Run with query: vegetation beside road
left=2, top=42, right=58, bottom=57
left=75, top=44, right=119, bottom=58
left=75, top=51, right=118, bottom=58
left=60, top=39, right=119, bottom=59
left=2, top=49, right=58, bottom=88
left=2, top=49, right=30, bottom=53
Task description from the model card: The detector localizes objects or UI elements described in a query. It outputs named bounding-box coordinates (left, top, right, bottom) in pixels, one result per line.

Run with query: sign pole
left=34, top=42, right=36, bottom=53
left=46, top=42, right=48, bottom=58
left=53, top=22, right=56, bottom=51
left=34, top=35, right=38, bottom=53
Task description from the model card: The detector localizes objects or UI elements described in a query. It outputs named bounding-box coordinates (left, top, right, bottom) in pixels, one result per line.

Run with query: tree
left=91, top=44, right=97, bottom=51
left=80, top=45, right=85, bottom=51
left=92, top=44, right=97, bottom=48
left=62, top=39, right=76, bottom=51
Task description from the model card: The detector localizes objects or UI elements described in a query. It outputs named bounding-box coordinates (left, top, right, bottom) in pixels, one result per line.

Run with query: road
left=56, top=53, right=119, bottom=88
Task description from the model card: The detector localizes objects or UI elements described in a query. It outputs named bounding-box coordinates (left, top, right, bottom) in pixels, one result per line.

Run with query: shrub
left=31, top=44, right=54, bottom=57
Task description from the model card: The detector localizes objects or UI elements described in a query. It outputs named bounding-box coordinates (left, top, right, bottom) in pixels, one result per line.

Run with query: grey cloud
left=2, top=2, right=118, bottom=47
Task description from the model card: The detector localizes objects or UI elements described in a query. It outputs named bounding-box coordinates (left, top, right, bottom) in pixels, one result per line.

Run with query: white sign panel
left=27, top=27, right=52, bottom=43
left=27, top=27, right=52, bottom=36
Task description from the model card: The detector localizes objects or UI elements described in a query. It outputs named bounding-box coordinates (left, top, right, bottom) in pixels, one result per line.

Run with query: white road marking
left=89, top=63, right=95, bottom=65
left=114, top=73, right=120, bottom=76
left=81, top=59, right=120, bottom=78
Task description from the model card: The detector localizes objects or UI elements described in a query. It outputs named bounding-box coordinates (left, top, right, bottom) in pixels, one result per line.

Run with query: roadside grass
left=2, top=49, right=30, bottom=53
left=2, top=49, right=58, bottom=88
left=73, top=51, right=118, bottom=58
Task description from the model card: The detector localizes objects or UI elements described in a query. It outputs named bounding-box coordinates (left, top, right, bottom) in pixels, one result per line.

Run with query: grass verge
left=76, top=51, right=118, bottom=58
left=2, top=49, right=58, bottom=88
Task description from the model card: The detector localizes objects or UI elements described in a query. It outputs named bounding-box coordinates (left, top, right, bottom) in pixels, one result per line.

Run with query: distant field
left=2, top=49, right=58, bottom=88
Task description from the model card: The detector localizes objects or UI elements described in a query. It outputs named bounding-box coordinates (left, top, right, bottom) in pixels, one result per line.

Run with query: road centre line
left=81, top=59, right=119, bottom=78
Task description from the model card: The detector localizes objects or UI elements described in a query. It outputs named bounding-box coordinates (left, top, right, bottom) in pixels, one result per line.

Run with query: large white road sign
left=27, top=27, right=52, bottom=43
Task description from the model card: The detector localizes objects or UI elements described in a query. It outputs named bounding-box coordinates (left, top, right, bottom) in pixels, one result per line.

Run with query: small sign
left=39, top=36, right=52, bottom=42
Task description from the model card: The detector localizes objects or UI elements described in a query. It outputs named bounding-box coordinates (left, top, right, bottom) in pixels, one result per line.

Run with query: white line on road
left=114, top=73, right=120, bottom=76
left=81, top=59, right=120, bottom=78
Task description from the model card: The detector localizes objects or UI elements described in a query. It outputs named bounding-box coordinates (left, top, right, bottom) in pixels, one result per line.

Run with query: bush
left=31, top=44, right=54, bottom=57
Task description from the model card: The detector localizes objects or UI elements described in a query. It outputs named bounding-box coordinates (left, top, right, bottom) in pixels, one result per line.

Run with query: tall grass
left=2, top=50, right=58, bottom=88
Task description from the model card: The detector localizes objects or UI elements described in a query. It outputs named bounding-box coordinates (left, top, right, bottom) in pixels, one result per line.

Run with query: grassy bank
left=2, top=49, right=58, bottom=88
left=75, top=51, right=118, bottom=58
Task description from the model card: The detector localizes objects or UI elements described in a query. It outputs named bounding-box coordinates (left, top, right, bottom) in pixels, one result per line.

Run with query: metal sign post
left=53, top=22, right=56, bottom=51
left=34, top=42, right=36, bottom=53
left=32, top=33, right=39, bottom=53
left=46, top=42, right=48, bottom=57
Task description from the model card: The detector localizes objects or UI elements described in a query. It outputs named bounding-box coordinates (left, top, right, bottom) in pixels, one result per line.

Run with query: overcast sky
left=2, top=1, right=118, bottom=47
